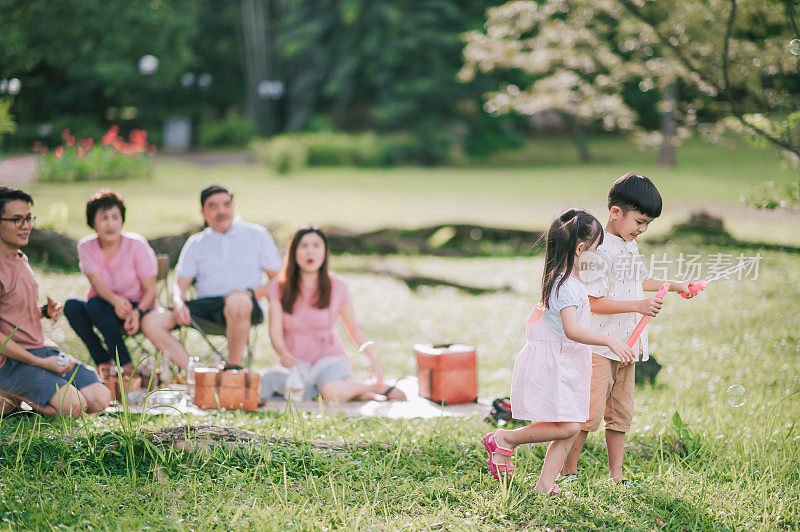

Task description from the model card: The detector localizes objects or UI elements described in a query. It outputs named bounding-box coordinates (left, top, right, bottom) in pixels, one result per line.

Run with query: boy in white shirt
left=561, top=172, right=695, bottom=484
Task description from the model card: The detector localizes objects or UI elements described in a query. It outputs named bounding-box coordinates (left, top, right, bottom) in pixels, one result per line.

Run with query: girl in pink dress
left=482, top=209, right=635, bottom=495
left=263, top=226, right=405, bottom=402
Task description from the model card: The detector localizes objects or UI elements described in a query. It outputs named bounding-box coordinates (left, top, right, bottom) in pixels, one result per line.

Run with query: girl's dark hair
left=608, top=172, right=662, bottom=218
left=279, top=225, right=332, bottom=314
left=86, top=189, right=126, bottom=228
left=541, top=209, right=604, bottom=308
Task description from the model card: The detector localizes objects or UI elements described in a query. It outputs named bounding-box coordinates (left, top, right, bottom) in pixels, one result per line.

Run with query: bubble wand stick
left=626, top=281, right=670, bottom=348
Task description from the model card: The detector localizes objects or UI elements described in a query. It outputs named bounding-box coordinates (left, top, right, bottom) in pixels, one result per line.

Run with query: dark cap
left=200, top=184, right=233, bottom=207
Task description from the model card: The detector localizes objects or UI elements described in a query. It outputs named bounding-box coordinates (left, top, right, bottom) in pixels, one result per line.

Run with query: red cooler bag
left=414, top=343, right=478, bottom=404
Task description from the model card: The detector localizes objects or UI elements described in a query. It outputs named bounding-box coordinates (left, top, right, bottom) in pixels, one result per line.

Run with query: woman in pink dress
left=63, top=190, right=158, bottom=374
left=482, top=209, right=635, bottom=495
left=261, top=226, right=405, bottom=402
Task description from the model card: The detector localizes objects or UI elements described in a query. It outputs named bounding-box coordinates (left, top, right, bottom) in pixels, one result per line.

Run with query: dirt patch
left=0, top=155, right=37, bottom=184
left=145, top=424, right=384, bottom=456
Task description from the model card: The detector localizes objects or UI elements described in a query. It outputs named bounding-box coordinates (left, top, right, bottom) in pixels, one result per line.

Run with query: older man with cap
left=142, top=184, right=282, bottom=369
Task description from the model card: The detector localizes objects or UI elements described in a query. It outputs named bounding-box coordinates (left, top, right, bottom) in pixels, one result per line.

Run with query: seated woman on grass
left=261, top=226, right=405, bottom=402
left=63, top=189, right=158, bottom=376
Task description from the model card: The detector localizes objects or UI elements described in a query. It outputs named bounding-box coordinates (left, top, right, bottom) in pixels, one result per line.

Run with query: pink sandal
left=482, top=432, right=515, bottom=480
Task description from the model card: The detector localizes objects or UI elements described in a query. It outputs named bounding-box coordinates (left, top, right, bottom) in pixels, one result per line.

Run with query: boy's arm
left=588, top=295, right=639, bottom=315
left=589, top=295, right=662, bottom=317
left=642, top=277, right=694, bottom=297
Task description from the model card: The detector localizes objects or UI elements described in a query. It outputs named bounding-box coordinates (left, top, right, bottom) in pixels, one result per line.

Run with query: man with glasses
left=0, top=187, right=110, bottom=416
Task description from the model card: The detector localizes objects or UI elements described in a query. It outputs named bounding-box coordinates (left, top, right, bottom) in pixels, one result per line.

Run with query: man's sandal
left=482, top=432, right=514, bottom=481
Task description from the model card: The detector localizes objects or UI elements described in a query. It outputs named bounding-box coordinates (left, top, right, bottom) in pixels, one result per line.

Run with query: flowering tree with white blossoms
left=459, top=0, right=800, bottom=181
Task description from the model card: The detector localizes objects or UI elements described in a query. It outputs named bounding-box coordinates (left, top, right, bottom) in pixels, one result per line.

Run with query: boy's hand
left=670, top=280, right=694, bottom=298
left=607, top=338, right=636, bottom=364
left=636, top=297, right=663, bottom=317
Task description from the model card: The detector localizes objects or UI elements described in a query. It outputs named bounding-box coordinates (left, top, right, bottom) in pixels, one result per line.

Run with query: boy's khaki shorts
left=581, top=353, right=636, bottom=433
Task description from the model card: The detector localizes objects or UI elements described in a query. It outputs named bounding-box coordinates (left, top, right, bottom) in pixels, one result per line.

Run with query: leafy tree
left=0, top=0, right=198, bottom=144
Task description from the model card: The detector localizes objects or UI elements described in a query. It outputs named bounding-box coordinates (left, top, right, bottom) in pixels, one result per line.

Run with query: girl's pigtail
left=554, top=214, right=579, bottom=300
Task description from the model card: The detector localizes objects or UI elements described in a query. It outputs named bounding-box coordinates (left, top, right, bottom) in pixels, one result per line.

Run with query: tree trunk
left=659, top=81, right=679, bottom=167
left=241, top=0, right=273, bottom=135
left=560, top=112, right=591, bottom=162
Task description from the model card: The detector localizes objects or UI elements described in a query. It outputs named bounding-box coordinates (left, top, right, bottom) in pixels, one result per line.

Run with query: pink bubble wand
left=626, top=281, right=670, bottom=348
left=627, top=259, right=755, bottom=346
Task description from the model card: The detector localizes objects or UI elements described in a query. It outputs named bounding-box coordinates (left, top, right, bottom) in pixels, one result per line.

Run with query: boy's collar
left=604, top=229, right=637, bottom=249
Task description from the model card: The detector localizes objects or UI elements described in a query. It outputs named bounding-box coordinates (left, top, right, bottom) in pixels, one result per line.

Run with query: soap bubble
left=790, top=39, right=800, bottom=56
left=726, top=384, right=747, bottom=407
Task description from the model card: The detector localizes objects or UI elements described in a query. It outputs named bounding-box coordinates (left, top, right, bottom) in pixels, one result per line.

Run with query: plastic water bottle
left=284, top=366, right=305, bottom=402
left=186, top=357, right=199, bottom=398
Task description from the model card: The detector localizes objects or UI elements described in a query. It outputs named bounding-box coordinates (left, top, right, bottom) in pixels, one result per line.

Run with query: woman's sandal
left=482, top=432, right=515, bottom=481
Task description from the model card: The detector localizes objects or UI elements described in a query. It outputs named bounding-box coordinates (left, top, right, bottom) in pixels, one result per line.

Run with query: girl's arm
left=267, top=296, right=297, bottom=367
left=85, top=272, right=133, bottom=318
left=339, top=302, right=384, bottom=384
left=560, top=306, right=636, bottom=363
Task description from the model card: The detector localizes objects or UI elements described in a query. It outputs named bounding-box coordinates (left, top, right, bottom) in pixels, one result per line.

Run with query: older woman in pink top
left=63, top=190, right=157, bottom=373
left=261, top=226, right=405, bottom=402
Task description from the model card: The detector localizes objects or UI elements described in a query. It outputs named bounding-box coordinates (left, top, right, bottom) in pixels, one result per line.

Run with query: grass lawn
left=23, top=136, right=800, bottom=246
left=2, top=136, right=799, bottom=529
left=1, top=240, right=799, bottom=530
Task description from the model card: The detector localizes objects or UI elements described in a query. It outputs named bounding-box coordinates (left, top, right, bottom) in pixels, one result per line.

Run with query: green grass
left=2, top=242, right=799, bottom=530
left=26, top=136, right=800, bottom=246
left=4, top=136, right=800, bottom=529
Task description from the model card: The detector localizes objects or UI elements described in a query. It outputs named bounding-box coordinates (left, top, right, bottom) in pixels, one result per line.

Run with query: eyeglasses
left=0, top=215, right=37, bottom=228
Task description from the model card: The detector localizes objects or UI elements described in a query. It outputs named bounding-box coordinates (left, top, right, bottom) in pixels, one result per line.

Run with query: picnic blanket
left=111, top=377, right=491, bottom=419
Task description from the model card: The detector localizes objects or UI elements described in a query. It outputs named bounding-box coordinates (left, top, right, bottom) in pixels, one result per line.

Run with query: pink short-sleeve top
left=267, top=273, right=352, bottom=365
left=77, top=231, right=158, bottom=306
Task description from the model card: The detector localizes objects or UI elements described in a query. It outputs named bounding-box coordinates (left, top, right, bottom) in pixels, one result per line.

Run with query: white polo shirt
left=175, top=219, right=282, bottom=299
left=583, top=231, right=650, bottom=361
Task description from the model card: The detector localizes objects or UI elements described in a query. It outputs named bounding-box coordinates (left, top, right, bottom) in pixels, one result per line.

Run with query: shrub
left=250, top=131, right=390, bottom=174
left=197, top=115, right=257, bottom=148
left=250, top=136, right=308, bottom=175
left=0, top=98, right=16, bottom=152
left=35, top=126, right=155, bottom=182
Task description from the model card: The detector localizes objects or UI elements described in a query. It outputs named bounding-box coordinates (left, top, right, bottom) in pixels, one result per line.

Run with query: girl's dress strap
left=527, top=303, right=544, bottom=324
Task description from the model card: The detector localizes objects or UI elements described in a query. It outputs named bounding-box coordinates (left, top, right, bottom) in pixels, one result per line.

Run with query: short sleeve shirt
left=77, top=232, right=158, bottom=305
left=0, top=251, right=56, bottom=368
left=583, top=231, right=650, bottom=361
left=175, top=219, right=282, bottom=298
left=267, top=273, right=352, bottom=365
left=542, top=275, right=588, bottom=336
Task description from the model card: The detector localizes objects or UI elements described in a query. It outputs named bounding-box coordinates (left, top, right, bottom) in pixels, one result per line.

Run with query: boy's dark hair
left=86, top=189, right=126, bottom=228
left=541, top=208, right=604, bottom=308
left=200, top=184, right=233, bottom=207
left=0, top=187, right=34, bottom=217
left=608, top=172, right=662, bottom=218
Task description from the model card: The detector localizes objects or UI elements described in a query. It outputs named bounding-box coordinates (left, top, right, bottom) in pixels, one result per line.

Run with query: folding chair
left=122, top=254, right=171, bottom=379
left=124, top=253, right=170, bottom=359
left=188, top=315, right=257, bottom=369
